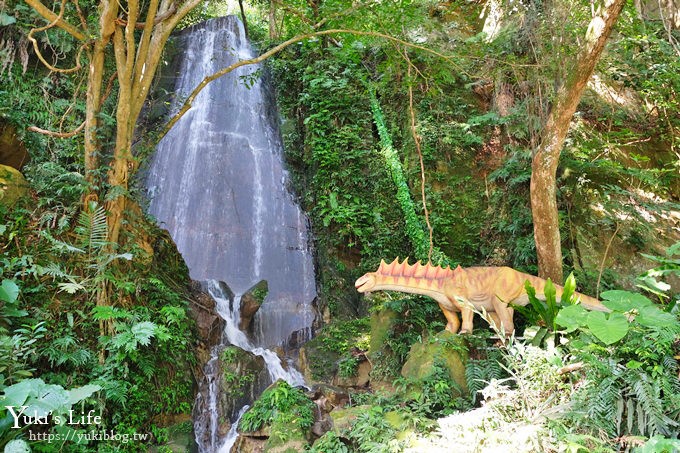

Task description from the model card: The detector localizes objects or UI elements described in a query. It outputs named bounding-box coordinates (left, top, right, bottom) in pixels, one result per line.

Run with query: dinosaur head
left=355, top=273, right=377, bottom=293
left=355, top=258, right=454, bottom=295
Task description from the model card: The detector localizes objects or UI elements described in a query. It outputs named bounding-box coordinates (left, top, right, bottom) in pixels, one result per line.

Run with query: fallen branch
left=557, top=362, right=584, bottom=375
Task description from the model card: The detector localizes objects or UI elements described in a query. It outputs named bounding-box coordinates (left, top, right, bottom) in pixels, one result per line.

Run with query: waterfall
left=144, top=16, right=316, bottom=451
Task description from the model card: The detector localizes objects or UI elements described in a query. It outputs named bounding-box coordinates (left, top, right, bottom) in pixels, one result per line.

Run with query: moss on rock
left=0, top=164, right=29, bottom=206
left=401, top=331, right=469, bottom=396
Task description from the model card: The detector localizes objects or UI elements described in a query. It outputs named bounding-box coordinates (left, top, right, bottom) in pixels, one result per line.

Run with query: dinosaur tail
left=522, top=273, right=608, bottom=312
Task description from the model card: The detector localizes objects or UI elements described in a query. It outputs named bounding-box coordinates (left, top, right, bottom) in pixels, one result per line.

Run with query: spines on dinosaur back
left=375, top=258, right=454, bottom=290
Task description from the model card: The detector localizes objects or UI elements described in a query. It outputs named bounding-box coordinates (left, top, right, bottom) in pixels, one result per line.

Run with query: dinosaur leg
left=488, top=312, right=501, bottom=331
left=459, top=307, right=475, bottom=334
left=440, top=305, right=460, bottom=334
left=460, top=308, right=475, bottom=333
left=492, top=297, right=514, bottom=335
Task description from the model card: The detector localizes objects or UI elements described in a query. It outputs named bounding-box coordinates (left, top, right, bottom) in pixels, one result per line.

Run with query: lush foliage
left=239, top=380, right=315, bottom=443
left=2, top=0, right=679, bottom=451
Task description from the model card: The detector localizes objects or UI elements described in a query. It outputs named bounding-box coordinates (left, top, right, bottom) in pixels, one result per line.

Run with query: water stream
left=144, top=15, right=316, bottom=451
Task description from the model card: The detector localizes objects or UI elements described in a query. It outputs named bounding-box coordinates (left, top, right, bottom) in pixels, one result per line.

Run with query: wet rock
left=193, top=346, right=268, bottom=449
left=298, top=339, right=339, bottom=383
left=240, top=280, right=267, bottom=331
left=188, top=281, right=226, bottom=347
left=286, top=325, right=313, bottom=350
left=217, top=346, right=269, bottom=423
left=0, top=164, right=29, bottom=206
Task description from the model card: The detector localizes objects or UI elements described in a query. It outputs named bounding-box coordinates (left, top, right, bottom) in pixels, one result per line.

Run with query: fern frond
left=37, top=263, right=74, bottom=279
left=76, top=202, right=108, bottom=255
left=95, top=378, right=129, bottom=406
left=628, top=371, right=678, bottom=436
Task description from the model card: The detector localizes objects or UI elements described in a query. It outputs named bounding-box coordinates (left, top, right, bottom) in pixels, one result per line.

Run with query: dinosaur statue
left=355, top=258, right=608, bottom=335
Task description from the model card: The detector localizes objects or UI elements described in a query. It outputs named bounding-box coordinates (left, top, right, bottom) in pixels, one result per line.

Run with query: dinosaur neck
left=371, top=259, right=455, bottom=305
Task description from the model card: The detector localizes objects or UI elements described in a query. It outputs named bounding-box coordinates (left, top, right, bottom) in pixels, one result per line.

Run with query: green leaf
left=329, top=192, right=339, bottom=209
left=2, top=379, right=70, bottom=418
left=92, top=306, right=131, bottom=320
left=561, top=273, right=576, bottom=304
left=4, top=439, right=30, bottom=453
left=634, top=435, right=680, bottom=453
left=2, top=307, right=27, bottom=318
left=67, top=384, right=101, bottom=405
left=555, top=304, right=589, bottom=332
left=544, top=279, right=556, bottom=304
left=0, top=12, right=16, bottom=26
left=635, top=276, right=671, bottom=298
left=586, top=312, right=629, bottom=345
left=636, top=305, right=677, bottom=328
left=58, top=281, right=85, bottom=294
left=600, top=290, right=652, bottom=312
left=131, top=321, right=157, bottom=346
left=0, top=279, right=19, bottom=303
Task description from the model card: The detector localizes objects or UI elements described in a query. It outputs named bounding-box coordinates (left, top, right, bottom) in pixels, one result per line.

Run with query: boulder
left=148, top=417, right=194, bottom=452
left=401, top=331, right=469, bottom=396
left=369, top=309, right=397, bottom=356
left=0, top=164, right=29, bottom=206
left=240, top=280, right=267, bottom=331
left=217, top=346, right=269, bottom=423
left=333, top=360, right=371, bottom=388
left=232, top=436, right=265, bottom=453
left=286, top=324, right=314, bottom=350
left=305, top=384, right=349, bottom=411
left=193, top=346, right=268, bottom=449
left=298, top=339, right=339, bottom=383
left=329, top=405, right=370, bottom=433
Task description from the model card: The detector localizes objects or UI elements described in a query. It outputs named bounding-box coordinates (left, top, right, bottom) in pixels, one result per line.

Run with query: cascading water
left=144, top=16, right=316, bottom=452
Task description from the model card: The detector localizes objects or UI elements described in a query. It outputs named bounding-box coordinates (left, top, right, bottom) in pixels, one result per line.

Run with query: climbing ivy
left=368, top=88, right=450, bottom=267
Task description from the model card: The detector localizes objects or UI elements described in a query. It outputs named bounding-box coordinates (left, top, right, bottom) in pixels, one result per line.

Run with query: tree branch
left=24, top=0, right=87, bottom=41
left=160, top=28, right=462, bottom=140
left=27, top=0, right=85, bottom=73
left=28, top=120, right=85, bottom=138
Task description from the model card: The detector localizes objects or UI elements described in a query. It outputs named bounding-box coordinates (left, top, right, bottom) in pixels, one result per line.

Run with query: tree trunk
left=531, top=0, right=625, bottom=282
left=103, top=0, right=201, bottom=247
left=84, top=1, right=119, bottom=195
left=239, top=0, right=249, bottom=39
left=269, top=0, right=278, bottom=39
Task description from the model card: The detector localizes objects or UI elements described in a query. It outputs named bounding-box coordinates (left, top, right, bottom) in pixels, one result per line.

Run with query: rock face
left=240, top=280, right=267, bottom=331
left=232, top=381, right=349, bottom=451
left=0, top=164, right=29, bottom=206
left=369, top=309, right=397, bottom=356
left=217, top=346, right=269, bottom=428
left=193, top=345, right=268, bottom=449
left=188, top=281, right=227, bottom=348
left=401, top=331, right=469, bottom=396
left=0, top=124, right=29, bottom=170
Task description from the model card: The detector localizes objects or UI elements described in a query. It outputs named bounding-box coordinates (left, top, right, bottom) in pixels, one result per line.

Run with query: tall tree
left=25, top=0, right=202, bottom=322
left=531, top=0, right=625, bottom=283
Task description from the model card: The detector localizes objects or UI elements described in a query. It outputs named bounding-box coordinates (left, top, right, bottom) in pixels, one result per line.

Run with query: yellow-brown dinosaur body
left=355, top=258, right=607, bottom=335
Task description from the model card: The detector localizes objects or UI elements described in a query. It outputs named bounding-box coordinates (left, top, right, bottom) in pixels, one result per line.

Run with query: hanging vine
left=368, top=86, right=449, bottom=266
